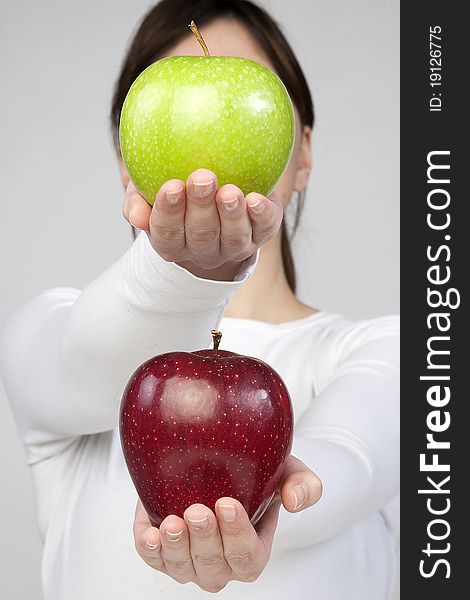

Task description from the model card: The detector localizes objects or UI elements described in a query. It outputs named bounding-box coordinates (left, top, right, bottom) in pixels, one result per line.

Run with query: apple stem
left=211, top=329, right=222, bottom=351
left=188, top=20, right=211, bottom=57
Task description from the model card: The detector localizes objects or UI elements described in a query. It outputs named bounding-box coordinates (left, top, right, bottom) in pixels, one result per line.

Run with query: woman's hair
left=110, top=0, right=314, bottom=293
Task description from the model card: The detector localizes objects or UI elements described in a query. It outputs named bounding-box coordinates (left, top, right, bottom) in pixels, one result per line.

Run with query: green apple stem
left=211, top=329, right=222, bottom=351
left=188, top=20, right=211, bottom=57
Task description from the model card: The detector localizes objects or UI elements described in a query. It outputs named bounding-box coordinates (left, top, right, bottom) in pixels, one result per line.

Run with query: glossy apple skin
left=119, top=55, right=295, bottom=202
left=120, top=348, right=293, bottom=527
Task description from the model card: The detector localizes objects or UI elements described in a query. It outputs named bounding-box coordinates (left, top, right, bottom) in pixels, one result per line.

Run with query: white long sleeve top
left=0, top=231, right=399, bottom=600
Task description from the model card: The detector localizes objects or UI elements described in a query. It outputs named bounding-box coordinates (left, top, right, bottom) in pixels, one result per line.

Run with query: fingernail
left=192, top=180, right=214, bottom=197
left=166, top=187, right=183, bottom=205
left=187, top=515, right=209, bottom=531
left=166, top=529, right=184, bottom=542
left=218, top=503, right=237, bottom=522
left=247, top=197, right=265, bottom=213
left=145, top=540, right=160, bottom=550
left=222, top=195, right=239, bottom=212
left=292, top=483, right=308, bottom=511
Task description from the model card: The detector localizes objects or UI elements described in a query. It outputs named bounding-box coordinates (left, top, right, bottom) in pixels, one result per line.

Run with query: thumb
left=280, top=455, right=323, bottom=513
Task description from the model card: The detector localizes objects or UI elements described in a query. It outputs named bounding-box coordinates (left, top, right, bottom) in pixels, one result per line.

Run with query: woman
left=0, top=1, right=399, bottom=599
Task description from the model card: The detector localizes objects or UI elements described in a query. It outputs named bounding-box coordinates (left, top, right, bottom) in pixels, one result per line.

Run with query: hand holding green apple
left=120, top=21, right=290, bottom=278
left=119, top=21, right=295, bottom=203
left=123, top=167, right=283, bottom=279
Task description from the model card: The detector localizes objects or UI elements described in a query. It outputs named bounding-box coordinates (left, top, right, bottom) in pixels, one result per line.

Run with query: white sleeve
left=275, top=316, right=399, bottom=548
left=0, top=232, right=257, bottom=463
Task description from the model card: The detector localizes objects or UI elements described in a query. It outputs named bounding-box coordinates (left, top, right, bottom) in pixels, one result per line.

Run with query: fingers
left=149, top=179, right=186, bottom=260
left=279, top=455, right=323, bottom=513
left=159, top=514, right=195, bottom=584
left=134, top=495, right=277, bottom=589
left=216, top=185, right=252, bottom=260
left=184, top=169, right=220, bottom=267
left=255, top=492, right=282, bottom=551
left=123, top=181, right=152, bottom=231
left=246, top=191, right=283, bottom=246
left=129, top=167, right=283, bottom=273
left=215, top=498, right=266, bottom=583
left=133, top=499, right=164, bottom=570
left=183, top=504, right=231, bottom=593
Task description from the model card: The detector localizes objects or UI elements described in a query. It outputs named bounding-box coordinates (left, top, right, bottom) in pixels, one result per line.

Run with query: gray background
left=0, top=0, right=399, bottom=598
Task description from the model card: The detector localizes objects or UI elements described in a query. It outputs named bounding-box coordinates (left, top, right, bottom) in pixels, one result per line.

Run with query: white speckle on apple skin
left=119, top=56, right=295, bottom=203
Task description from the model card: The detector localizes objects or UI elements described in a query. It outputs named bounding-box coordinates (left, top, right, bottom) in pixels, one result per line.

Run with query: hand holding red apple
left=121, top=328, right=323, bottom=591
left=123, top=167, right=283, bottom=280
left=120, top=330, right=295, bottom=526
left=133, top=455, right=322, bottom=593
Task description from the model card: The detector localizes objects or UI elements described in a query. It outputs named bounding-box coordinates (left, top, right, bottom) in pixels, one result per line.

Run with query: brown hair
left=110, top=0, right=314, bottom=293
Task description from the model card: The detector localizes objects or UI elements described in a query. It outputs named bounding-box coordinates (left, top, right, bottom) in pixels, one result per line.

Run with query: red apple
left=120, top=330, right=293, bottom=527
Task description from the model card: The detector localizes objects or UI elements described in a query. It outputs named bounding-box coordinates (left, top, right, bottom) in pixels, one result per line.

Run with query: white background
left=0, top=0, right=399, bottom=597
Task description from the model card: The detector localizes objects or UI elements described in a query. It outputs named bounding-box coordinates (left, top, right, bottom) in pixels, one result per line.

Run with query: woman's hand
left=122, top=169, right=283, bottom=280
left=133, top=456, right=322, bottom=593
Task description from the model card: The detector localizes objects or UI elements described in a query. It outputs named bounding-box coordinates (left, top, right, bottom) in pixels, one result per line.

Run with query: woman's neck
left=224, top=231, right=317, bottom=324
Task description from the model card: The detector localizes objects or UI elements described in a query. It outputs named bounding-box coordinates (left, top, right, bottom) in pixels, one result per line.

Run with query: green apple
left=119, top=48, right=295, bottom=203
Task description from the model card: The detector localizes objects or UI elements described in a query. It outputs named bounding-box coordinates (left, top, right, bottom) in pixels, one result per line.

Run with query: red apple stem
left=188, top=20, right=211, bottom=57
left=211, top=329, right=222, bottom=351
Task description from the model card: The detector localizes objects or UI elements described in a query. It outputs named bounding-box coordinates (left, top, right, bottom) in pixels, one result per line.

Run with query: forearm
left=59, top=232, right=256, bottom=432
left=1, top=232, right=256, bottom=443
left=275, top=320, right=400, bottom=549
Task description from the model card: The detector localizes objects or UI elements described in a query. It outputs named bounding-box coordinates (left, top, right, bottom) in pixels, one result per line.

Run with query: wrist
left=176, top=260, right=248, bottom=282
